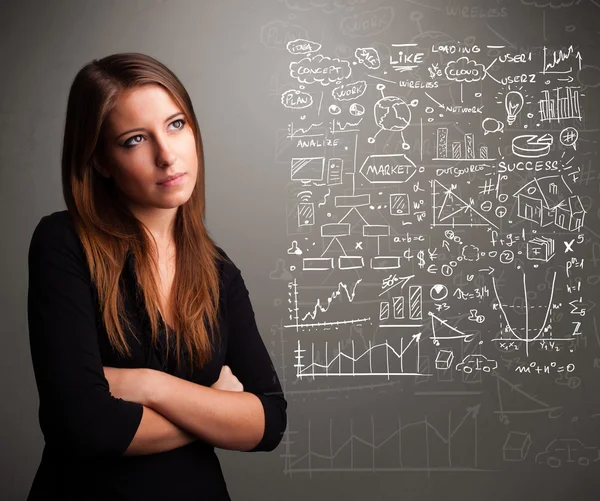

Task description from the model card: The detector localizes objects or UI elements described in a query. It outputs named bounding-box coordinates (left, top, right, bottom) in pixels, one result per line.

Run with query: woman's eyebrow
left=116, top=112, right=185, bottom=139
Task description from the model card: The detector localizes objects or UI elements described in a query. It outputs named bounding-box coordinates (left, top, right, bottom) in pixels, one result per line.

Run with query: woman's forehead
left=106, top=86, right=183, bottom=133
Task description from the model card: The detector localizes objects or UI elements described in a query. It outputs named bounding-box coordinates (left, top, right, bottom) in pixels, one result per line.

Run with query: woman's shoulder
left=30, top=209, right=80, bottom=250
left=214, top=245, right=242, bottom=287
left=28, top=210, right=91, bottom=280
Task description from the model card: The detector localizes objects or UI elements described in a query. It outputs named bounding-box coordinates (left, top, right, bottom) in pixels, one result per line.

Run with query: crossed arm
left=105, top=253, right=285, bottom=456
left=105, top=366, right=266, bottom=455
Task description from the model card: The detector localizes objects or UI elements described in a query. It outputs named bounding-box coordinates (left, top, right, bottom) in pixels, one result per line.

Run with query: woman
left=26, top=53, right=287, bottom=500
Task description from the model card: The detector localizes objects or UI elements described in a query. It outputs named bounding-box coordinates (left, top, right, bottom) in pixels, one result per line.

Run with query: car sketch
left=535, top=439, right=600, bottom=468
left=455, top=354, right=498, bottom=374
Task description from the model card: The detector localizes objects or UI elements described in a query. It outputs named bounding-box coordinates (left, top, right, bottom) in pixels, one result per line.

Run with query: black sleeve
left=220, top=249, right=288, bottom=452
left=27, top=213, right=143, bottom=459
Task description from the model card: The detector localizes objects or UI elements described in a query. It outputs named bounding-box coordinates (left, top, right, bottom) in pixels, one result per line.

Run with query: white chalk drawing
left=492, top=272, right=562, bottom=357
left=283, top=406, right=482, bottom=474
left=539, top=86, right=582, bottom=122
left=282, top=89, right=314, bottom=109
left=560, top=126, right=579, bottom=150
left=326, top=158, right=343, bottom=185
left=349, top=103, right=365, bottom=116
left=535, top=439, right=600, bottom=468
left=291, top=157, right=325, bottom=184
left=272, top=16, right=595, bottom=474
left=332, top=80, right=367, bottom=101
left=511, top=133, right=553, bottom=158
left=354, top=47, right=380, bottom=69
left=390, top=43, right=425, bottom=73
left=482, top=117, right=504, bottom=135
left=445, top=57, right=486, bottom=83
left=290, top=54, right=352, bottom=86
left=286, top=38, right=322, bottom=56
left=513, top=175, right=586, bottom=231
left=455, top=354, right=498, bottom=373
left=432, top=180, right=499, bottom=228
left=389, top=193, right=410, bottom=215
left=435, top=349, right=454, bottom=370
left=503, top=432, right=532, bottom=462
left=505, top=91, right=525, bottom=125
left=435, top=127, right=494, bottom=161
left=370, top=92, right=413, bottom=146
left=295, top=335, right=425, bottom=377
left=360, top=154, right=417, bottom=184
left=527, top=236, right=555, bottom=262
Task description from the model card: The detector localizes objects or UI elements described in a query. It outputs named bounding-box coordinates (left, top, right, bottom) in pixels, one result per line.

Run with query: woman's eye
left=123, top=135, right=144, bottom=147
left=122, top=118, right=186, bottom=148
left=170, top=118, right=186, bottom=130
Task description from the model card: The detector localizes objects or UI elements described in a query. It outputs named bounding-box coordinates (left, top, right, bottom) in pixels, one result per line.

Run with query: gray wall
left=3, top=0, right=600, bottom=500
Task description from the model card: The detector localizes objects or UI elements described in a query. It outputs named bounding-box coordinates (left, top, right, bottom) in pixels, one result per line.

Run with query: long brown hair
left=61, top=52, right=222, bottom=372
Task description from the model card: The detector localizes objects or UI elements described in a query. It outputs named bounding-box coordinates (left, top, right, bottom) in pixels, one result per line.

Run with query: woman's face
left=96, top=84, right=198, bottom=213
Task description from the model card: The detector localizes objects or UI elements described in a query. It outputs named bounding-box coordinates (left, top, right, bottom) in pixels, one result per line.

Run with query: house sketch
left=513, top=175, right=586, bottom=232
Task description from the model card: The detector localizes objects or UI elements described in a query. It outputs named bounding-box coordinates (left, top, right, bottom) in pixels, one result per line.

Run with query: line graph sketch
left=282, top=406, right=488, bottom=475
left=285, top=279, right=371, bottom=331
left=294, top=335, right=428, bottom=378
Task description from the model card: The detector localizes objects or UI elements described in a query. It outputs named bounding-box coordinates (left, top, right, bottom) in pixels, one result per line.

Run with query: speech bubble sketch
left=354, top=47, right=380, bottom=69
left=482, top=117, right=505, bottom=135
left=286, top=39, right=321, bottom=55
left=281, top=89, right=314, bottom=109
left=560, top=127, right=579, bottom=151
left=290, top=54, right=352, bottom=85
left=445, top=57, right=486, bottom=83
left=332, top=80, right=367, bottom=101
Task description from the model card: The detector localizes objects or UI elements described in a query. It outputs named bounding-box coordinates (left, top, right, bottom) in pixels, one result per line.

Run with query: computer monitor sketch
left=291, top=157, right=325, bottom=184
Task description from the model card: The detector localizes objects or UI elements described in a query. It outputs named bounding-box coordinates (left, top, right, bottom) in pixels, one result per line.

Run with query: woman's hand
left=211, top=365, right=244, bottom=392
left=103, top=366, right=152, bottom=406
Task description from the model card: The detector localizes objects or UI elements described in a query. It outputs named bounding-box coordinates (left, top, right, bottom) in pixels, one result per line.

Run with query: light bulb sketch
left=504, top=91, right=524, bottom=126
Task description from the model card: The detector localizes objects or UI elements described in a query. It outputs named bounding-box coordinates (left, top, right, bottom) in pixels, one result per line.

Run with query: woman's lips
left=157, top=173, right=185, bottom=187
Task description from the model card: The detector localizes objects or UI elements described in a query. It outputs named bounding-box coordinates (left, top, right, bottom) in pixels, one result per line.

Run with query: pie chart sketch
left=430, top=284, right=449, bottom=301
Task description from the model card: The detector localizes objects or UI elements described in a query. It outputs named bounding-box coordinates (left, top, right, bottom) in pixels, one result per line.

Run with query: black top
left=26, top=210, right=287, bottom=501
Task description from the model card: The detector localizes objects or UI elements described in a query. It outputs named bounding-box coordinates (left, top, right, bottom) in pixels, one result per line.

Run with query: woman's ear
left=91, top=131, right=113, bottom=179
left=91, top=156, right=111, bottom=179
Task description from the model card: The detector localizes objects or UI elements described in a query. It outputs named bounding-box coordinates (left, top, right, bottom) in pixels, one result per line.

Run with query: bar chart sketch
left=538, top=86, right=582, bottom=122
left=434, top=128, right=495, bottom=161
